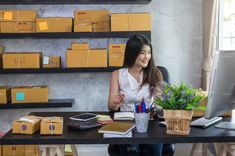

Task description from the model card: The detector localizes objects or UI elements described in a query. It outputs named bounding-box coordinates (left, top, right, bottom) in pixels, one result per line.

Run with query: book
left=103, top=131, right=132, bottom=138
left=98, top=122, right=135, bottom=135
left=96, top=115, right=113, bottom=124
left=114, top=112, right=134, bottom=120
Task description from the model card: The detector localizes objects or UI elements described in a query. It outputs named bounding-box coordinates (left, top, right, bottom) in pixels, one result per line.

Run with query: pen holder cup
left=134, top=112, right=150, bottom=133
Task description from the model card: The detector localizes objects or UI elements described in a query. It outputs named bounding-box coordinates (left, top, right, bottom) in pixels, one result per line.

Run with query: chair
left=157, top=66, right=175, bottom=156
left=157, top=66, right=170, bottom=83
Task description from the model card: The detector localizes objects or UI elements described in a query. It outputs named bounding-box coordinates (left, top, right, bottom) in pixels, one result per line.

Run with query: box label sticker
left=16, top=92, right=25, bottom=101
left=3, top=11, right=13, bottom=20
left=39, top=22, right=48, bottom=31
left=43, top=56, right=50, bottom=65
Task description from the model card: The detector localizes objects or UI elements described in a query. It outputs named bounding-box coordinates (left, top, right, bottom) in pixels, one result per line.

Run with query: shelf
left=0, top=0, right=151, bottom=4
left=0, top=67, right=120, bottom=74
left=0, top=32, right=151, bottom=39
left=0, top=99, right=74, bottom=109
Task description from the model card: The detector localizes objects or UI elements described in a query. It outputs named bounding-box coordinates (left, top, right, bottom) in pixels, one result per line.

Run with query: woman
left=108, top=34, right=163, bottom=156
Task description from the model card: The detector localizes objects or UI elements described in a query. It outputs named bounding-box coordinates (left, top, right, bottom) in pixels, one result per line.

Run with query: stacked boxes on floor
left=36, top=17, right=72, bottom=32
left=66, top=42, right=107, bottom=68
left=111, top=13, right=151, bottom=31
left=1, top=145, right=39, bottom=156
left=74, top=10, right=110, bottom=32
left=0, top=10, right=37, bottom=33
left=2, top=52, right=41, bottom=69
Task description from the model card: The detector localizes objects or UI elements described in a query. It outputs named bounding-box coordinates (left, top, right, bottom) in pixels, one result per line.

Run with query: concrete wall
left=0, top=0, right=202, bottom=132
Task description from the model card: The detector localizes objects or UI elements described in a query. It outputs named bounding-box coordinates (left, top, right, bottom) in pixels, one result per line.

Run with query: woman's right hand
left=112, top=94, right=125, bottom=108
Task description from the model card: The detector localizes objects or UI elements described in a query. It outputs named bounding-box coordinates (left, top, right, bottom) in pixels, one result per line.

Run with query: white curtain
left=202, top=0, right=220, bottom=91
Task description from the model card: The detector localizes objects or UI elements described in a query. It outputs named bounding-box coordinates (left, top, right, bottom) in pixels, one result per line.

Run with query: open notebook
left=114, top=112, right=134, bottom=120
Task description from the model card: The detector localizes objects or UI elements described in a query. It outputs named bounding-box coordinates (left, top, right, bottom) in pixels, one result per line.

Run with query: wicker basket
left=163, top=110, right=194, bottom=135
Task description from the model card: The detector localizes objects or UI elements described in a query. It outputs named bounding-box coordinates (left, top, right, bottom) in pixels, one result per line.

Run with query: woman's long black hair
left=123, top=34, right=163, bottom=89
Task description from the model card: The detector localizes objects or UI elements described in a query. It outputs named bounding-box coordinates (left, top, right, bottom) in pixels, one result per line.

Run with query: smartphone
left=69, top=113, right=97, bottom=121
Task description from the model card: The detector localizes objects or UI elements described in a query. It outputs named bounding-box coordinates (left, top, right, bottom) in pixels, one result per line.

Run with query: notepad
left=98, top=122, right=135, bottom=135
left=114, top=112, right=134, bottom=120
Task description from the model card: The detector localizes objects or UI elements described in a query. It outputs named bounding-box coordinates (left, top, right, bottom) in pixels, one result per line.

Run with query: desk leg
left=71, top=145, right=78, bottom=156
left=202, top=143, right=208, bottom=156
left=190, top=143, right=198, bottom=156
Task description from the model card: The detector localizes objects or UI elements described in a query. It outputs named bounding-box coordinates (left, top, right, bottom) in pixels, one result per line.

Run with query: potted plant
left=155, top=82, right=206, bottom=135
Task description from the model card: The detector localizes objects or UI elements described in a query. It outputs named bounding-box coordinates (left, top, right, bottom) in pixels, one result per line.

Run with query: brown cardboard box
left=0, top=22, right=36, bottom=33
left=111, top=14, right=129, bottom=32
left=2, top=145, right=25, bottom=156
left=71, top=42, right=89, bottom=50
left=66, top=49, right=107, bottom=68
left=40, top=117, right=63, bottom=135
left=0, top=145, right=2, bottom=156
left=92, top=21, right=110, bottom=32
left=36, top=18, right=72, bottom=32
left=129, top=13, right=151, bottom=31
left=0, top=46, right=3, bottom=68
left=74, top=10, right=110, bottom=23
left=109, top=44, right=126, bottom=67
left=2, top=52, right=41, bottom=69
left=11, top=86, right=48, bottom=103
left=0, top=10, right=37, bottom=22
left=42, top=56, right=61, bottom=68
left=25, top=145, right=39, bottom=156
left=12, top=116, right=42, bottom=135
left=66, top=49, right=89, bottom=68
left=88, top=49, right=107, bottom=67
left=111, top=13, right=151, bottom=31
left=74, top=21, right=92, bottom=32
left=0, top=87, right=10, bottom=104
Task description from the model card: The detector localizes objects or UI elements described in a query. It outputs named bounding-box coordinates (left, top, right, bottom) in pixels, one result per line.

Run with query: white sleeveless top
left=119, top=68, right=153, bottom=112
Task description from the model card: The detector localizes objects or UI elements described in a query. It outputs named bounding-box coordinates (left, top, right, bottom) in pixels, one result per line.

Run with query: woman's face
left=135, top=44, right=151, bottom=68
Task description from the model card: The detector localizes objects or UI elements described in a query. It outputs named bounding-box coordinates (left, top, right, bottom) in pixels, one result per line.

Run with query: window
left=219, top=0, right=235, bottom=50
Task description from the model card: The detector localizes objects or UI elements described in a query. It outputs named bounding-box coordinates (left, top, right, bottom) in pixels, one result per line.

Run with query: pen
left=142, top=99, right=146, bottom=113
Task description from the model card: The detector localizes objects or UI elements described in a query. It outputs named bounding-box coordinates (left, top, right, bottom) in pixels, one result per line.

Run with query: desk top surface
left=1, top=112, right=235, bottom=145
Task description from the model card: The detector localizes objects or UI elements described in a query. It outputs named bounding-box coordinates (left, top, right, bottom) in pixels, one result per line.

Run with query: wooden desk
left=1, top=112, right=235, bottom=145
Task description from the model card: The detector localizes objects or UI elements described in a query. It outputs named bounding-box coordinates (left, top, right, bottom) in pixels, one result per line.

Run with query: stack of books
left=96, top=115, right=113, bottom=124
left=98, top=122, right=135, bottom=138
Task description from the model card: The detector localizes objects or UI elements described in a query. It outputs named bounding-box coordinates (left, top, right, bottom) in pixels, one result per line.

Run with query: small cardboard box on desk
left=12, top=116, right=42, bottom=134
left=40, top=117, right=63, bottom=135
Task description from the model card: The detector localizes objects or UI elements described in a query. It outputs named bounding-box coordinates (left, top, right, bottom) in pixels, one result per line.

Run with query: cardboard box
left=88, top=49, right=107, bottom=67
left=111, top=13, right=151, bottom=31
left=0, top=145, right=2, bottom=156
left=71, top=42, right=89, bottom=50
left=74, top=10, right=110, bottom=23
left=2, top=52, right=41, bottom=69
left=42, top=56, right=61, bottom=68
left=0, top=87, right=10, bottom=104
left=0, top=10, right=37, bottom=22
left=2, top=145, right=25, bottom=156
left=25, top=145, right=39, bottom=156
left=12, top=116, right=42, bottom=135
left=109, top=44, right=126, bottom=67
left=66, top=49, right=89, bottom=68
left=92, top=21, right=110, bottom=32
left=66, top=49, right=107, bottom=67
left=36, top=18, right=72, bottom=32
left=11, top=86, right=48, bottom=103
left=40, top=117, right=63, bottom=135
left=0, top=22, right=36, bottom=33
left=74, top=21, right=92, bottom=32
